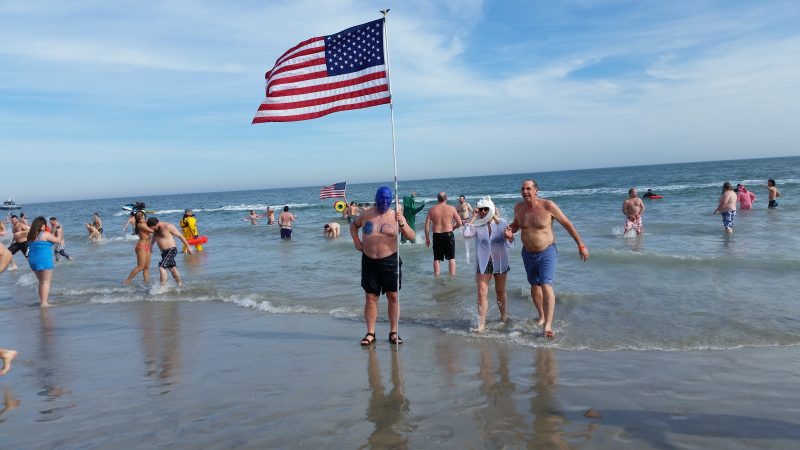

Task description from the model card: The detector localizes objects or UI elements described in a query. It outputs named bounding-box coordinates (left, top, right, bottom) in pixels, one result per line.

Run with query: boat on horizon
left=1, top=196, right=21, bottom=210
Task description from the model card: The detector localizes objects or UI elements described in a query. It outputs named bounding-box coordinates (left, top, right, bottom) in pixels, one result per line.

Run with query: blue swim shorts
left=721, top=210, right=736, bottom=228
left=521, top=244, right=557, bottom=286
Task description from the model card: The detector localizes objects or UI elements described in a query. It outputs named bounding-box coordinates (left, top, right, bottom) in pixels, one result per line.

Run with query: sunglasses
left=478, top=207, right=490, bottom=212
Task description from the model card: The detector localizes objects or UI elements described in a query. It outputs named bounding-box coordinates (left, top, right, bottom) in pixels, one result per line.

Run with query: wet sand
left=1, top=300, right=799, bottom=449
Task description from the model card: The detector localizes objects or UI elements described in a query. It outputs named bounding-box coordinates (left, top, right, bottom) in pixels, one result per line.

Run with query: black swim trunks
left=361, top=253, right=402, bottom=295
left=769, top=200, right=779, bottom=208
left=159, top=247, right=178, bottom=269
left=8, top=241, right=29, bottom=257
left=280, top=227, right=292, bottom=239
left=432, top=231, right=455, bottom=261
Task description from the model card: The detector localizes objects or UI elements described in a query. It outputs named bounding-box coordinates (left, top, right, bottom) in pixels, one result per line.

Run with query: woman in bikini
left=123, top=211, right=156, bottom=285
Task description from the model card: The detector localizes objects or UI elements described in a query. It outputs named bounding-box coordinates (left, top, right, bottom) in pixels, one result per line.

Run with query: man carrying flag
left=350, top=186, right=415, bottom=346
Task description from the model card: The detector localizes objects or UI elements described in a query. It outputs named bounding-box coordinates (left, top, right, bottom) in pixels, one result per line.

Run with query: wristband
left=578, top=245, right=587, bottom=250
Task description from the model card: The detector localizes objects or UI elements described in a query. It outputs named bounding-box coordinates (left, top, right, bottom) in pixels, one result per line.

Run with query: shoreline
left=1, top=301, right=799, bottom=448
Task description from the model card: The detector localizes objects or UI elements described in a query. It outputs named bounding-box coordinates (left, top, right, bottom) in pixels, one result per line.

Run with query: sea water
left=2, top=156, right=798, bottom=352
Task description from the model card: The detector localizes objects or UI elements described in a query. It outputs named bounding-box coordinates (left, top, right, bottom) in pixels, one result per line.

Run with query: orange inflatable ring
left=187, top=236, right=208, bottom=246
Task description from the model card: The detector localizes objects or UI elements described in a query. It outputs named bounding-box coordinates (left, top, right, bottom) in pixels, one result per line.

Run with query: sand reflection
left=529, top=348, right=569, bottom=448
left=364, top=346, right=410, bottom=450
left=36, top=308, right=73, bottom=422
left=474, top=342, right=526, bottom=447
left=138, top=302, right=182, bottom=386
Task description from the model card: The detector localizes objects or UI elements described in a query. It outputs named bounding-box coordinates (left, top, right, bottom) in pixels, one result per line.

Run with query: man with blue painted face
left=350, top=186, right=416, bottom=346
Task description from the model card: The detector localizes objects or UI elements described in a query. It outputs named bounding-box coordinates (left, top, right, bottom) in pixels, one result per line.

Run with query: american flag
left=319, top=182, right=347, bottom=199
left=252, top=19, right=390, bottom=123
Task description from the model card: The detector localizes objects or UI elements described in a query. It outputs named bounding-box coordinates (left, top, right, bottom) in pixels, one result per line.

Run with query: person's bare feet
left=536, top=318, right=545, bottom=327
left=40, top=302, right=51, bottom=308
left=0, top=349, right=18, bottom=376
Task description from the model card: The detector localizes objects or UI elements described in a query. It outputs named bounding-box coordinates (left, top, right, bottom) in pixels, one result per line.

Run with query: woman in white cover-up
left=462, top=197, right=514, bottom=332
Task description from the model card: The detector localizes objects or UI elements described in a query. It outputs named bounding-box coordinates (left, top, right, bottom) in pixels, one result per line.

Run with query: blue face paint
left=375, top=186, right=393, bottom=214
left=363, top=221, right=374, bottom=235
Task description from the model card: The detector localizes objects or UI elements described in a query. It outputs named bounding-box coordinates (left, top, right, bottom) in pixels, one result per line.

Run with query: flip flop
left=360, top=332, right=376, bottom=346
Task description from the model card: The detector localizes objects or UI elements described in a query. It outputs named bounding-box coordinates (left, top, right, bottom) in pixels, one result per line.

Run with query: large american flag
left=253, top=19, right=390, bottom=123
left=319, top=182, right=347, bottom=199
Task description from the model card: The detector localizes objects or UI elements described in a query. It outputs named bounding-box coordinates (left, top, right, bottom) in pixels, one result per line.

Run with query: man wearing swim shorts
left=622, top=187, right=645, bottom=235
left=7, top=215, right=29, bottom=267
left=713, top=182, right=737, bottom=234
left=457, top=195, right=472, bottom=225
left=147, top=217, right=193, bottom=286
left=351, top=186, right=416, bottom=346
left=762, top=179, right=781, bottom=208
left=506, top=179, right=589, bottom=338
left=424, top=192, right=462, bottom=276
left=278, top=206, right=295, bottom=239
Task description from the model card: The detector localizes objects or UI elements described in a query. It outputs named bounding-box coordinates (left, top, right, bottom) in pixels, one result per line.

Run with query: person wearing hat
left=462, top=196, right=514, bottom=332
left=179, top=209, right=203, bottom=253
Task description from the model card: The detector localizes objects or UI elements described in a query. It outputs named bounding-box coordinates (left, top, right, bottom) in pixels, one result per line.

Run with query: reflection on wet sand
left=435, top=332, right=463, bottom=389
left=474, top=343, right=526, bottom=448
left=530, top=348, right=569, bottom=449
left=36, top=308, right=73, bottom=422
left=0, top=388, right=21, bottom=423
left=364, top=346, right=410, bottom=450
left=138, top=302, right=182, bottom=386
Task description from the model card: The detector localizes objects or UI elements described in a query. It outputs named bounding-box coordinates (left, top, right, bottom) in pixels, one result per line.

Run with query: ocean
left=3, top=155, right=797, bottom=352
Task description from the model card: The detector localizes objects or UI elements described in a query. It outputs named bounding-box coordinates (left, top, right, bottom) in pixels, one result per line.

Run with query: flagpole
left=381, top=9, right=402, bottom=345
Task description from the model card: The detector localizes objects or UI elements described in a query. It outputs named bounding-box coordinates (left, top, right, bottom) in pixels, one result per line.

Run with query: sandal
left=360, top=332, right=376, bottom=346
left=388, top=332, right=403, bottom=345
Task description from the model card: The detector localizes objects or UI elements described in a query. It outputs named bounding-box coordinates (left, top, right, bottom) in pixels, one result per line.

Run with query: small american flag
left=319, top=182, right=347, bottom=199
left=253, top=18, right=390, bottom=123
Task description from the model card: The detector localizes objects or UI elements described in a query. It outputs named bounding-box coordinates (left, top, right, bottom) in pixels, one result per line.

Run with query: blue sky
left=2, top=0, right=799, bottom=203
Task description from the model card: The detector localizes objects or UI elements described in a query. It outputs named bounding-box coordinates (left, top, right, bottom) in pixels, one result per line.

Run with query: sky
left=1, top=0, right=799, bottom=203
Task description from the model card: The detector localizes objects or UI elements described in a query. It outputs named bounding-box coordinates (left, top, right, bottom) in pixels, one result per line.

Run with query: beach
left=1, top=302, right=800, bottom=449
left=2, top=156, right=800, bottom=448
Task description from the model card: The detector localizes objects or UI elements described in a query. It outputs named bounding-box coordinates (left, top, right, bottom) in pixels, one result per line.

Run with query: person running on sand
left=713, top=182, right=737, bottom=234
left=26, top=216, right=63, bottom=307
left=123, top=211, right=156, bottom=284
left=323, top=222, right=340, bottom=239
left=463, top=197, right=514, bottom=332
left=424, top=192, right=462, bottom=276
left=0, top=246, right=19, bottom=375
left=147, top=217, right=193, bottom=286
left=49, top=217, right=73, bottom=261
left=279, top=206, right=296, bottom=239
left=622, top=188, right=645, bottom=235
left=506, top=179, right=589, bottom=338
left=0, top=348, right=17, bottom=376
left=351, top=186, right=416, bottom=346
left=761, top=179, right=781, bottom=208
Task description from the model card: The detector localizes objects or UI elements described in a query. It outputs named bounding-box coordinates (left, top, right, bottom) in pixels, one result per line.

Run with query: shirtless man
left=762, top=179, right=781, bottom=208
left=92, top=212, right=103, bottom=236
left=456, top=195, right=472, bottom=225
left=424, top=192, right=462, bottom=276
left=279, top=206, right=296, bottom=239
left=506, top=179, right=589, bottom=338
left=147, top=217, right=193, bottom=286
left=622, top=188, right=645, bottom=235
left=350, top=186, right=416, bottom=345
left=323, top=222, right=340, bottom=239
left=49, top=217, right=73, bottom=261
left=6, top=215, right=30, bottom=270
left=713, top=181, right=737, bottom=234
